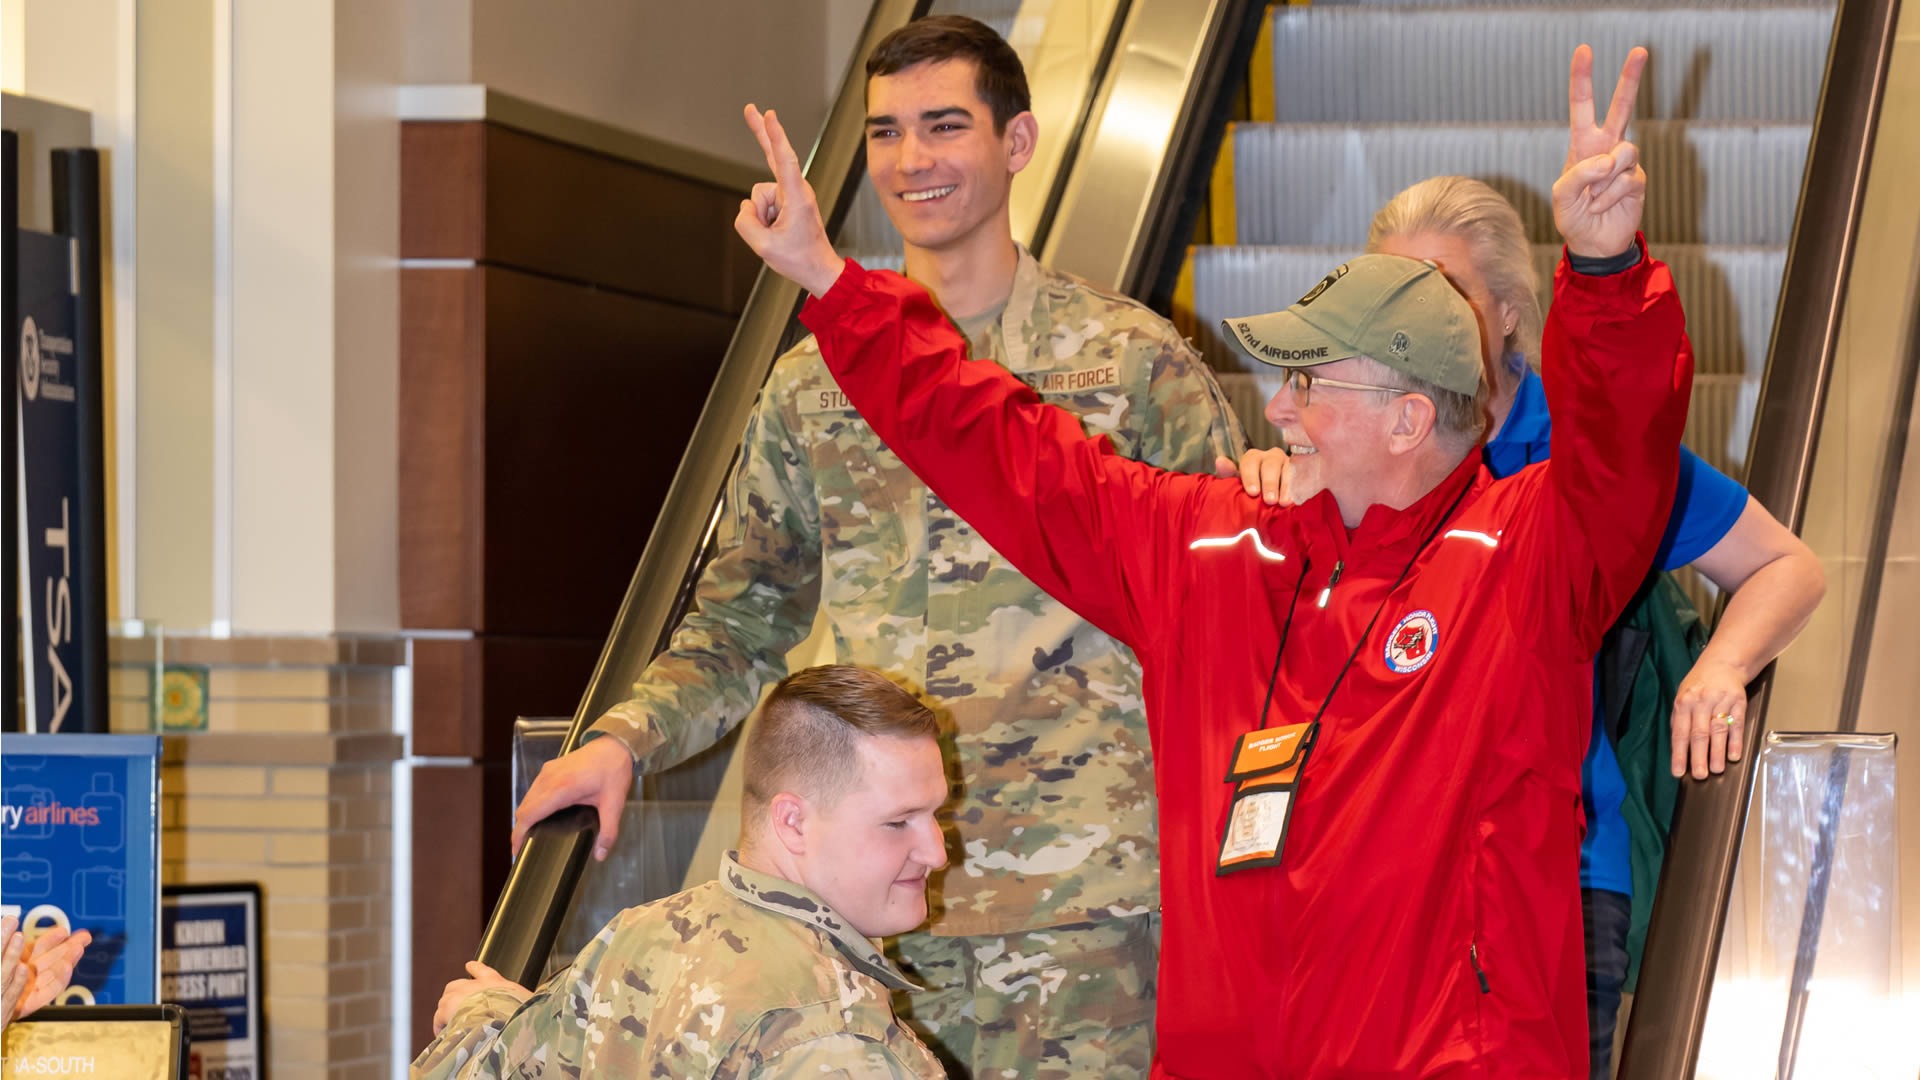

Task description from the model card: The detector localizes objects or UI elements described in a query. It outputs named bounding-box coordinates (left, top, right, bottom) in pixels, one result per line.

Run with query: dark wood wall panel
left=401, top=115, right=753, bottom=1022
left=410, top=763, right=486, bottom=1052
left=410, top=762, right=513, bottom=1051
left=400, top=123, right=485, bottom=259
left=479, top=265, right=733, bottom=638
left=411, top=635, right=602, bottom=762
left=409, top=637, right=481, bottom=759
left=401, top=120, right=759, bottom=311
left=399, top=268, right=486, bottom=630
left=481, top=125, right=760, bottom=312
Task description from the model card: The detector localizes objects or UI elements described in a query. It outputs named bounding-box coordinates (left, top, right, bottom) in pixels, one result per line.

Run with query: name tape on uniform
left=797, top=363, right=1122, bottom=416
left=1030, top=363, right=1120, bottom=395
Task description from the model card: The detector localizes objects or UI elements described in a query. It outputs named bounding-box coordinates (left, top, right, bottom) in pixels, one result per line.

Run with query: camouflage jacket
left=591, top=246, right=1246, bottom=935
left=411, top=853, right=944, bottom=1079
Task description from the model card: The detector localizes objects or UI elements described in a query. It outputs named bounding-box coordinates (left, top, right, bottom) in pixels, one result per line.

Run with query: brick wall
left=123, top=634, right=406, bottom=1080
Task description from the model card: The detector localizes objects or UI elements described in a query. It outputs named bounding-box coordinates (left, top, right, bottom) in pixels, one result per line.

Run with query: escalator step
left=1265, top=5, right=1834, bottom=125
left=1185, top=243, right=1782, bottom=379
left=1229, top=122, right=1811, bottom=247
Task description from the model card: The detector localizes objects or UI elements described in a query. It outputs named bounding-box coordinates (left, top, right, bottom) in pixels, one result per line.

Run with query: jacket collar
left=1287, top=450, right=1487, bottom=564
left=721, top=851, right=922, bottom=992
left=1000, top=244, right=1051, bottom=374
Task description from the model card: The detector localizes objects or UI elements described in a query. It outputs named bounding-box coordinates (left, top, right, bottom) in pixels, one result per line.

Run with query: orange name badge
left=1217, top=723, right=1317, bottom=876
left=1224, top=722, right=1313, bottom=782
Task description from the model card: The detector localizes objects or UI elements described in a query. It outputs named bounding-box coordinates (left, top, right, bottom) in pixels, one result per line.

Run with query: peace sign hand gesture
left=1554, top=45, right=1650, bottom=259
left=734, top=105, right=846, bottom=298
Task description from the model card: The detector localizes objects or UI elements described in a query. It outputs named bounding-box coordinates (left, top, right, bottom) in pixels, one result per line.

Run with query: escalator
left=478, top=0, right=1909, bottom=1072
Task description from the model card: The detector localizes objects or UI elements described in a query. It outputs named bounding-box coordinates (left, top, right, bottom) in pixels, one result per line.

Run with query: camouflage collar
left=1000, top=243, right=1052, bottom=374
left=721, top=852, right=922, bottom=993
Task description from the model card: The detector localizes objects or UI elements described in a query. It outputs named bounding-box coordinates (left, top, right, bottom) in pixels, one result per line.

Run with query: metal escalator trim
left=475, top=0, right=934, bottom=991
left=1617, top=0, right=1905, bottom=1072
left=1023, top=0, right=1136, bottom=257
left=1042, top=0, right=1268, bottom=295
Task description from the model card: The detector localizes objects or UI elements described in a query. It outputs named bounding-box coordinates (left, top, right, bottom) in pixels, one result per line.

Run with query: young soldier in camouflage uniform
left=512, top=17, right=1245, bottom=1078
left=415, top=666, right=949, bottom=1079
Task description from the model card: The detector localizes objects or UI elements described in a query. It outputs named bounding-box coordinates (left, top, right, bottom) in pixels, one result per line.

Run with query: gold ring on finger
left=1714, top=713, right=1735, bottom=725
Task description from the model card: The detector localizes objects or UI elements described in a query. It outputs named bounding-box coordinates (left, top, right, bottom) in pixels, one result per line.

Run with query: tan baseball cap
left=1221, top=254, right=1483, bottom=397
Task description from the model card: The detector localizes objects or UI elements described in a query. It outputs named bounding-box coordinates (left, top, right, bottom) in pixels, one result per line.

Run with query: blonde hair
left=1367, top=176, right=1542, bottom=391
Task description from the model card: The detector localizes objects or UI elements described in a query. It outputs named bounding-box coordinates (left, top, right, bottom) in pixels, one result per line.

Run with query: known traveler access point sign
left=162, top=884, right=264, bottom=1080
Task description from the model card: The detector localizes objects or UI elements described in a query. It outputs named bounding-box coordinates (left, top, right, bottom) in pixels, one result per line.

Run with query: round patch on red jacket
left=1384, top=610, right=1439, bottom=673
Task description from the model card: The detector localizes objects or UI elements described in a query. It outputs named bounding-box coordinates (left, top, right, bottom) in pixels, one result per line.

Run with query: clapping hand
left=0, top=916, right=92, bottom=1026
left=734, top=105, right=845, bottom=297
left=1554, top=45, right=1649, bottom=259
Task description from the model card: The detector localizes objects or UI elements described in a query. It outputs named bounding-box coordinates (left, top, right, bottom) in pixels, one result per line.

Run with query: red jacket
left=800, top=247, right=1691, bottom=1078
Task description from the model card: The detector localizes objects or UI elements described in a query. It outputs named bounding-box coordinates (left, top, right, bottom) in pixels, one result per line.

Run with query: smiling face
left=1264, top=356, right=1407, bottom=511
left=793, top=734, right=950, bottom=939
left=864, top=59, right=1035, bottom=257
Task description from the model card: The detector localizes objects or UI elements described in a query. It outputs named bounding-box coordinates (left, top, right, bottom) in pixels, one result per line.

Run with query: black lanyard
left=1254, top=477, right=1475, bottom=733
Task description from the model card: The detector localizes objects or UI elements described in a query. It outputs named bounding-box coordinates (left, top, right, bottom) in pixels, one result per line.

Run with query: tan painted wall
left=332, top=0, right=404, bottom=632
left=133, top=0, right=217, bottom=631
left=405, top=0, right=834, bottom=170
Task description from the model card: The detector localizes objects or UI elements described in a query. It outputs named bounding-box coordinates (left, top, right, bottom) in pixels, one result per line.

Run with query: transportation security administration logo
left=1384, top=609, right=1439, bottom=673
left=20, top=315, right=40, bottom=400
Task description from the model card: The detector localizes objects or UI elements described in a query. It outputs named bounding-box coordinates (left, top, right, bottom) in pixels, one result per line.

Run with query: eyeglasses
left=1283, top=368, right=1408, bottom=408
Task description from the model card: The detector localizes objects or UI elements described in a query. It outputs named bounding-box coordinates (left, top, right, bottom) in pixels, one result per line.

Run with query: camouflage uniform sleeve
left=1134, top=327, right=1248, bottom=474
left=410, top=919, right=627, bottom=1080
left=586, top=367, right=823, bottom=772
left=407, top=983, right=554, bottom=1080
left=746, top=1033, right=942, bottom=1080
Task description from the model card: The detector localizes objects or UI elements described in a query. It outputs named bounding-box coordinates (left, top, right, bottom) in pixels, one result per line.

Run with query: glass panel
left=1695, top=733, right=1908, bottom=1078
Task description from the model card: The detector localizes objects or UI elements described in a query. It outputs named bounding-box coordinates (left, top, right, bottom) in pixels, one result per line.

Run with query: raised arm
left=1532, top=46, right=1694, bottom=652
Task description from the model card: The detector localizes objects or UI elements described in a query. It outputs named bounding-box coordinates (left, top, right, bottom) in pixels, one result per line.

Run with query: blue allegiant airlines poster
left=0, top=734, right=161, bottom=1004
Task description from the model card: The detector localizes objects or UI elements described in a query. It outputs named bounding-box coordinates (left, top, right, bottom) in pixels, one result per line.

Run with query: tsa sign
left=162, top=885, right=261, bottom=1080
left=0, top=734, right=161, bottom=1004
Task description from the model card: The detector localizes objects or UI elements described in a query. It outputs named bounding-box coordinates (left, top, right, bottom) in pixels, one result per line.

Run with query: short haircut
left=1367, top=176, right=1543, bottom=392
left=743, top=666, right=939, bottom=815
left=1357, top=354, right=1492, bottom=448
left=866, top=15, right=1032, bottom=133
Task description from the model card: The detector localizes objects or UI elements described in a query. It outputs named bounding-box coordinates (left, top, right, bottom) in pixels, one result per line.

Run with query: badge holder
left=1217, top=722, right=1317, bottom=875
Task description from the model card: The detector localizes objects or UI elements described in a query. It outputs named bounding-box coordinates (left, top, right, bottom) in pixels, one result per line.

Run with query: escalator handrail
left=1617, top=0, right=1907, bottom=1072
left=474, top=0, right=933, bottom=989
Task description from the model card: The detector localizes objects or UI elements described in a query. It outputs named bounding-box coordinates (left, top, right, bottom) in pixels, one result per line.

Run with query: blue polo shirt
left=1485, top=365, right=1747, bottom=896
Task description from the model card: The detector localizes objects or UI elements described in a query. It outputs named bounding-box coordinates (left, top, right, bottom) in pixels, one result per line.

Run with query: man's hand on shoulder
left=433, top=962, right=531, bottom=1037
left=1215, top=447, right=1295, bottom=506
left=1554, top=45, right=1648, bottom=259
left=511, top=735, right=636, bottom=862
left=735, top=105, right=846, bottom=297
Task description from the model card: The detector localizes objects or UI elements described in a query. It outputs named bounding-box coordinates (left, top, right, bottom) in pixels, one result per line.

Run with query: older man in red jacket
left=735, top=45, right=1684, bottom=1080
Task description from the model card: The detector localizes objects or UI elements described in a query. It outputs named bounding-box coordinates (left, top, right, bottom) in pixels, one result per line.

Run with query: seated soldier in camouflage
left=411, top=666, right=951, bottom=1079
